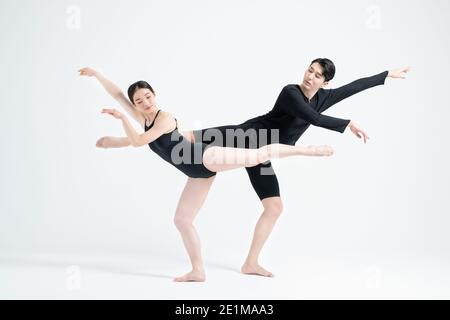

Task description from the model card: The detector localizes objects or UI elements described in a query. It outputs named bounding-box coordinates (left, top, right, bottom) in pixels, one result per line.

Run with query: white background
left=1, top=0, right=449, bottom=299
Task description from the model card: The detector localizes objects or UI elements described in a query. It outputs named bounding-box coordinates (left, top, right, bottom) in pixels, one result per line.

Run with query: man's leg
left=241, top=161, right=282, bottom=277
left=193, top=127, right=283, bottom=277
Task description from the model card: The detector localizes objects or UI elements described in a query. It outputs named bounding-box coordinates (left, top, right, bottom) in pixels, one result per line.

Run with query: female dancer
left=79, top=67, right=333, bottom=282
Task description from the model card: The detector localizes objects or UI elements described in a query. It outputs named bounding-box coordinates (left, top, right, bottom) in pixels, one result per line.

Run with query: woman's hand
left=101, top=108, right=124, bottom=119
left=348, top=121, right=370, bottom=143
left=388, top=66, right=410, bottom=79
left=96, top=136, right=110, bottom=148
left=78, top=67, right=97, bottom=77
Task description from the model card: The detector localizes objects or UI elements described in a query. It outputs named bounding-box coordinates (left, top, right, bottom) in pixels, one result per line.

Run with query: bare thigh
left=202, top=146, right=261, bottom=172
left=174, top=175, right=216, bottom=221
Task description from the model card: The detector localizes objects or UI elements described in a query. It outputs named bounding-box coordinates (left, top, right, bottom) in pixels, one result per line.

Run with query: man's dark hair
left=311, top=58, right=335, bottom=82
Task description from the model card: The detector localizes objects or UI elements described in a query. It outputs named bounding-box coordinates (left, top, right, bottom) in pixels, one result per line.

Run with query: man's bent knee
left=261, top=197, right=283, bottom=218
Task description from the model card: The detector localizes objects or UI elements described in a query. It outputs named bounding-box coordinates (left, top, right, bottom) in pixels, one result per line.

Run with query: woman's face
left=301, top=62, right=328, bottom=91
left=132, top=88, right=157, bottom=114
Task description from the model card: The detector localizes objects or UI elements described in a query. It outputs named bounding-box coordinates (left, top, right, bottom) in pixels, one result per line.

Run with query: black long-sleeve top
left=241, top=70, right=389, bottom=145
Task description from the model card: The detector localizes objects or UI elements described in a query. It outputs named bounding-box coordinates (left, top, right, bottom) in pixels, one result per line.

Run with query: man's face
left=302, top=62, right=328, bottom=91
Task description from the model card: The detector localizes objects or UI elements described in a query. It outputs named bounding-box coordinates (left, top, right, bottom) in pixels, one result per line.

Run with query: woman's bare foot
left=241, top=263, right=274, bottom=277
left=173, top=269, right=206, bottom=282
left=306, top=145, right=334, bottom=156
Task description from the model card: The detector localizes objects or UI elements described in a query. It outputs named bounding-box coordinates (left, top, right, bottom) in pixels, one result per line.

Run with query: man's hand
left=388, top=66, right=410, bottom=79
left=348, top=121, right=370, bottom=143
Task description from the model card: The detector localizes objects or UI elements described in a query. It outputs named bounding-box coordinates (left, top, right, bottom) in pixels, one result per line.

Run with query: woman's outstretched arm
left=79, top=67, right=144, bottom=126
left=96, top=136, right=131, bottom=148
left=101, top=108, right=172, bottom=147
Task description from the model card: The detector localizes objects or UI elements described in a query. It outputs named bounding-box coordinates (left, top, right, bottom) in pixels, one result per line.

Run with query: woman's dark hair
left=127, top=80, right=155, bottom=104
left=310, top=58, right=335, bottom=82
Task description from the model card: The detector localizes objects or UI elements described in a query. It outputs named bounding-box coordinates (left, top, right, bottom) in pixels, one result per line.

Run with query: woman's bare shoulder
left=156, top=110, right=177, bottom=132
left=158, top=110, right=177, bottom=123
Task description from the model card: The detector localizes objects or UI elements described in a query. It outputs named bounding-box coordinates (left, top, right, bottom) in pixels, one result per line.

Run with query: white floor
left=1, top=250, right=449, bottom=300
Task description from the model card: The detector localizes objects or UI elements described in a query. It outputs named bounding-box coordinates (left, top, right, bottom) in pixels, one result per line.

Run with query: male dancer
left=192, top=58, right=410, bottom=277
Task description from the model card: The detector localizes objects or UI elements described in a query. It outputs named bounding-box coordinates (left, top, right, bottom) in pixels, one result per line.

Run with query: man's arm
left=320, top=66, right=410, bottom=112
left=321, top=70, right=389, bottom=111
left=283, top=86, right=351, bottom=133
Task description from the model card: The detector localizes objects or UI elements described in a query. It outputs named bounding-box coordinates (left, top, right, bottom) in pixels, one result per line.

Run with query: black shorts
left=193, top=124, right=280, bottom=200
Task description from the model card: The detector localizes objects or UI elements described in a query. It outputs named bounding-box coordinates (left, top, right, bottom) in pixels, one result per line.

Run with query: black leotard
left=145, top=110, right=216, bottom=179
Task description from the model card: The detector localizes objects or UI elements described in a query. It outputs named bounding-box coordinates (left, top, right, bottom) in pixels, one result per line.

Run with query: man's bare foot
left=241, top=263, right=274, bottom=277
left=173, top=269, right=206, bottom=282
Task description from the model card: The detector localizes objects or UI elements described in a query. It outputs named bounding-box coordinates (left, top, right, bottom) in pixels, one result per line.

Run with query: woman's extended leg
left=173, top=175, right=216, bottom=282
left=203, top=143, right=333, bottom=173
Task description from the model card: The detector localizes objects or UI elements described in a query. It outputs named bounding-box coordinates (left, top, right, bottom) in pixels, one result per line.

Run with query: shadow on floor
left=0, top=255, right=173, bottom=279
